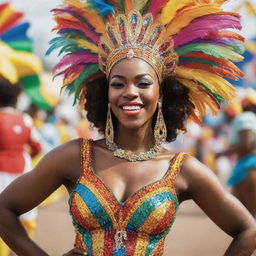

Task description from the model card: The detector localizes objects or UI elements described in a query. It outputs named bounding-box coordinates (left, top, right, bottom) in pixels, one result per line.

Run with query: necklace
left=107, top=142, right=161, bottom=162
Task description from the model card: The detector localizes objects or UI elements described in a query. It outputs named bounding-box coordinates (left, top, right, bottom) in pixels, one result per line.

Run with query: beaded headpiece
left=49, top=0, right=245, bottom=123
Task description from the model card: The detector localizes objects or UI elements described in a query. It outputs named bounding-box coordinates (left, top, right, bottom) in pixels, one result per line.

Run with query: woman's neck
left=114, top=124, right=155, bottom=153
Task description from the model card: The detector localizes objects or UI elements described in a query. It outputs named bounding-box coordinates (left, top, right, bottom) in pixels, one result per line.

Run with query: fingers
left=62, top=248, right=88, bottom=256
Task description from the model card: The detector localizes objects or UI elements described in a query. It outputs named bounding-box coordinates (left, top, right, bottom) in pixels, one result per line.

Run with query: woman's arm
left=180, top=156, right=256, bottom=256
left=0, top=139, right=81, bottom=256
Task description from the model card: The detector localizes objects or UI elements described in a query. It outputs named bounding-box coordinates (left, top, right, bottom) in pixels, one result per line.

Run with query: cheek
left=144, top=87, right=160, bottom=105
left=108, top=87, right=118, bottom=103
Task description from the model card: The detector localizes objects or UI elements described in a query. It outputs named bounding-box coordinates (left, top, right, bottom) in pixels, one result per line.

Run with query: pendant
left=114, top=230, right=127, bottom=251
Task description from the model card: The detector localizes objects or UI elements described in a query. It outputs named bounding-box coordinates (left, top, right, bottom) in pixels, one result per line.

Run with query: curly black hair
left=85, top=72, right=195, bottom=142
left=0, top=76, right=22, bottom=107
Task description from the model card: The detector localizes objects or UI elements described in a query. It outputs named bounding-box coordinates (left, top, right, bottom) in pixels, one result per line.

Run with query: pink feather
left=173, top=14, right=242, bottom=48
left=147, top=0, right=169, bottom=18
left=53, top=52, right=98, bottom=72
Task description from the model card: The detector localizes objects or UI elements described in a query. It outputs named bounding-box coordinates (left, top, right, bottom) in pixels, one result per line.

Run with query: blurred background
left=0, top=0, right=256, bottom=255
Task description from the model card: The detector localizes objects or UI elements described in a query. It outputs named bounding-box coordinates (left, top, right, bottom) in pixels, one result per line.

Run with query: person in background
left=217, top=90, right=256, bottom=218
left=0, top=76, right=41, bottom=256
left=0, top=1, right=256, bottom=256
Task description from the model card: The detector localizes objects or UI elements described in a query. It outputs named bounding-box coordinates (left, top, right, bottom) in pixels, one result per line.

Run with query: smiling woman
left=0, top=0, right=256, bottom=256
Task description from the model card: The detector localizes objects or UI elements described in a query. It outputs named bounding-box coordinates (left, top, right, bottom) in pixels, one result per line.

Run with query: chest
left=93, top=152, right=172, bottom=203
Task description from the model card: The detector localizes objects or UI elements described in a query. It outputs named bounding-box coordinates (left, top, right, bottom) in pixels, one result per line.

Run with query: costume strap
left=169, top=152, right=189, bottom=181
left=81, top=138, right=92, bottom=176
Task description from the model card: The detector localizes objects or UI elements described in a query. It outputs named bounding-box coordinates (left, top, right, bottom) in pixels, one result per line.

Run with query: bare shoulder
left=180, top=154, right=217, bottom=182
left=176, top=155, right=222, bottom=201
left=35, top=138, right=81, bottom=182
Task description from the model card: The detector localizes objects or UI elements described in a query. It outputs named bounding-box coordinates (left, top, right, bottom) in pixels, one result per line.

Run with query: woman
left=0, top=0, right=256, bottom=255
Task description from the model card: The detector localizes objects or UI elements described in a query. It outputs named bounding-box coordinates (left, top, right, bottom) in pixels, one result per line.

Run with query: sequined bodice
left=69, top=139, right=187, bottom=256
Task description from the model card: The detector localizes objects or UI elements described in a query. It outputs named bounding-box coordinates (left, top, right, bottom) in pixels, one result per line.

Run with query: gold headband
left=98, top=11, right=178, bottom=82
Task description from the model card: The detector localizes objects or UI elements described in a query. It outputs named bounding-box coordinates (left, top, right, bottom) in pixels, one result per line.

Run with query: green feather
left=179, top=57, right=218, bottom=67
left=73, top=64, right=99, bottom=104
left=201, top=84, right=225, bottom=104
left=46, top=37, right=73, bottom=56
left=177, top=43, right=244, bottom=62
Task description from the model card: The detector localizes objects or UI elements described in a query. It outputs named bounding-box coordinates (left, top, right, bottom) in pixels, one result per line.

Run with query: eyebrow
left=111, top=73, right=152, bottom=80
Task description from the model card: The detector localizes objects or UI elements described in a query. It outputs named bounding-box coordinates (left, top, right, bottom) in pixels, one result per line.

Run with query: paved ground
left=34, top=196, right=232, bottom=256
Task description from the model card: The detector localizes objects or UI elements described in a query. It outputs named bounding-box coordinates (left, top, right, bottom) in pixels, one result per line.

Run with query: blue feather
left=87, top=0, right=114, bottom=18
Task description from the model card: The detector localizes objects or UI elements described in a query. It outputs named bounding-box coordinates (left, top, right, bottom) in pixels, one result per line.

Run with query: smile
left=121, top=105, right=142, bottom=111
left=119, top=102, right=144, bottom=116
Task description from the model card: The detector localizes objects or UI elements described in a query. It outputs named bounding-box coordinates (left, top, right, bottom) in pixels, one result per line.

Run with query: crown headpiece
left=98, top=10, right=178, bottom=81
left=48, top=0, right=245, bottom=124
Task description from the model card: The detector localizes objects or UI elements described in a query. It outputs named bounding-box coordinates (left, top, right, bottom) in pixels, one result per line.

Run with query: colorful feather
left=176, top=66, right=236, bottom=101
left=163, top=4, right=221, bottom=37
left=147, top=0, right=169, bottom=18
left=53, top=16, right=100, bottom=44
left=134, top=0, right=149, bottom=11
left=87, top=0, right=115, bottom=18
left=159, top=0, right=192, bottom=24
left=177, top=78, right=219, bottom=117
left=73, top=64, right=99, bottom=103
left=183, top=52, right=244, bottom=77
left=123, top=0, right=133, bottom=14
left=203, top=31, right=244, bottom=42
left=53, top=52, right=98, bottom=72
left=60, top=4, right=105, bottom=34
left=173, top=14, right=242, bottom=48
left=176, top=43, right=244, bottom=62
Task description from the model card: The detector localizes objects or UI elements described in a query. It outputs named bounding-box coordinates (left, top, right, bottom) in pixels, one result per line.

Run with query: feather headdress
left=48, top=0, right=245, bottom=123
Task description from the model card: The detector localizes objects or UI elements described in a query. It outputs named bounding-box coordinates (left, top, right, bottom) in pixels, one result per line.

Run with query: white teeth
left=122, top=105, right=141, bottom=111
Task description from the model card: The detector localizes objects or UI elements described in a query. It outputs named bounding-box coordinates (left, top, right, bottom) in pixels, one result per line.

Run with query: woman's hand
left=62, top=248, right=88, bottom=256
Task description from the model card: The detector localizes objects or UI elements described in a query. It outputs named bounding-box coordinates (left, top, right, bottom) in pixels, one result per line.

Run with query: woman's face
left=108, top=58, right=160, bottom=130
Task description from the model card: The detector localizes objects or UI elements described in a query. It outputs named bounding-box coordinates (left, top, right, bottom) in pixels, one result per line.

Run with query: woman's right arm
left=0, top=139, right=81, bottom=256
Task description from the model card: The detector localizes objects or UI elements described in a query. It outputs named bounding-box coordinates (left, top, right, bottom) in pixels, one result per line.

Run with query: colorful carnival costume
left=228, top=111, right=256, bottom=186
left=70, top=139, right=187, bottom=255
left=49, top=0, right=245, bottom=254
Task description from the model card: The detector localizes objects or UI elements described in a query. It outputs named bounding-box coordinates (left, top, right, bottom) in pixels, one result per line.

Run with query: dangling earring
left=105, top=103, right=115, bottom=150
left=154, top=102, right=167, bottom=144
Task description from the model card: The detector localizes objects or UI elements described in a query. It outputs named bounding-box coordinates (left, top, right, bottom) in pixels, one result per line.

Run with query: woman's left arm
left=181, top=156, right=256, bottom=256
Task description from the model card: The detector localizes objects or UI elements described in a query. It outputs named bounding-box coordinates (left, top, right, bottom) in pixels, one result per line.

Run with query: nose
left=122, top=84, right=139, bottom=99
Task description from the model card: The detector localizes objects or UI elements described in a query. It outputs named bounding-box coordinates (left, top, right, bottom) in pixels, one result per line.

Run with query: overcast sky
left=7, top=0, right=256, bottom=70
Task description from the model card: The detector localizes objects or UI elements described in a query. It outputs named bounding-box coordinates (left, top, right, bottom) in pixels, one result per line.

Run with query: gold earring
left=105, top=103, right=115, bottom=150
left=154, top=102, right=167, bottom=144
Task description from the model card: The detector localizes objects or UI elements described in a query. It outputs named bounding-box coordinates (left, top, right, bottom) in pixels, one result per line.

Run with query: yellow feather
left=134, top=0, right=149, bottom=11
left=76, top=39, right=99, bottom=53
left=177, top=78, right=219, bottom=116
left=64, top=0, right=87, bottom=9
left=175, top=66, right=236, bottom=101
left=163, top=4, right=221, bottom=37
left=81, top=10, right=105, bottom=34
left=159, top=0, right=192, bottom=24
left=63, top=0, right=104, bottom=34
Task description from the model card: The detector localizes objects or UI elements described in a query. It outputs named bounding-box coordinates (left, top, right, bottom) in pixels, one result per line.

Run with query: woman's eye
left=138, top=82, right=153, bottom=87
left=110, top=82, right=124, bottom=88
